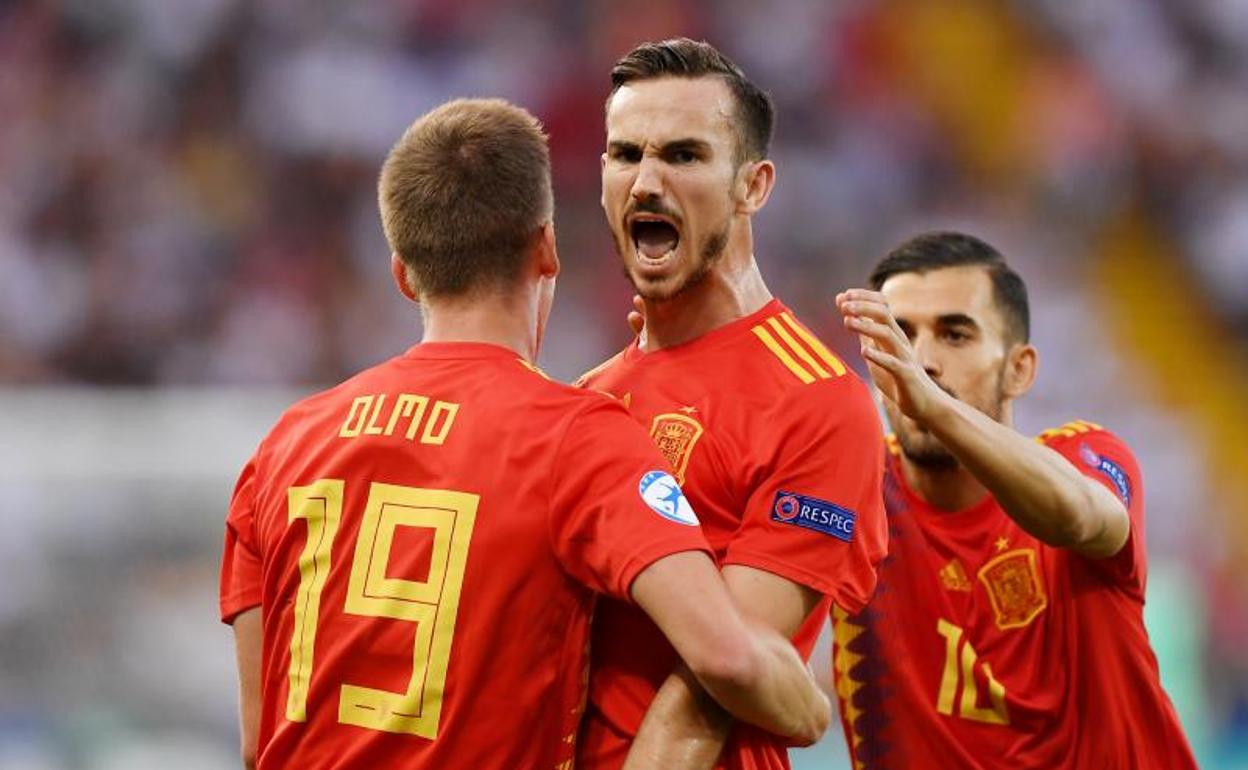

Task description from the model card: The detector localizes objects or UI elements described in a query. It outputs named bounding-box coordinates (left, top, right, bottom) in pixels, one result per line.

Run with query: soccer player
left=833, top=232, right=1198, bottom=769
left=219, top=98, right=832, bottom=770
left=575, top=40, right=887, bottom=770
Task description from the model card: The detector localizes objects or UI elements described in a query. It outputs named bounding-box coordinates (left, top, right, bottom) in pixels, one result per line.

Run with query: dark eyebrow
left=935, top=313, right=979, bottom=330
left=607, top=140, right=641, bottom=155
left=660, top=138, right=712, bottom=155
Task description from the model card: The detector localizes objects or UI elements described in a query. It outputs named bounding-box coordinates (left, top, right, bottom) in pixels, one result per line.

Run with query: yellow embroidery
left=939, top=558, right=973, bottom=592
left=649, top=413, right=705, bottom=485
left=978, top=549, right=1047, bottom=630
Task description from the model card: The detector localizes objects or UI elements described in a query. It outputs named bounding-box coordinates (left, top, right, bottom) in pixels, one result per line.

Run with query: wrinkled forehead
left=605, top=76, right=737, bottom=150
left=880, top=265, right=1006, bottom=333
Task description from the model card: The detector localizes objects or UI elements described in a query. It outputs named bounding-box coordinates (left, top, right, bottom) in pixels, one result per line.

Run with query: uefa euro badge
left=648, top=412, right=705, bottom=485
left=638, top=471, right=699, bottom=526
left=977, top=549, right=1047, bottom=630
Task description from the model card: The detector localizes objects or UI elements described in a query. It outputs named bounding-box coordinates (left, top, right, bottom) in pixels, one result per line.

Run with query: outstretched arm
left=837, top=288, right=1129, bottom=558
left=625, top=565, right=826, bottom=770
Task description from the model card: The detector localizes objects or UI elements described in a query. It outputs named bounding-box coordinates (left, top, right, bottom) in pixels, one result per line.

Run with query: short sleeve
left=1046, top=427, right=1146, bottom=593
left=723, top=376, right=887, bottom=612
left=549, top=399, right=713, bottom=601
left=220, top=455, right=264, bottom=624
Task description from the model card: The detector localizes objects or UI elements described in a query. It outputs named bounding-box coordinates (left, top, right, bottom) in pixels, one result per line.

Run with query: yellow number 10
left=286, top=479, right=478, bottom=739
left=935, top=619, right=1009, bottom=725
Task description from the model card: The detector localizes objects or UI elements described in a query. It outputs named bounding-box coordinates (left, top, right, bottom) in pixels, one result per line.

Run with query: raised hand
left=835, top=288, right=946, bottom=426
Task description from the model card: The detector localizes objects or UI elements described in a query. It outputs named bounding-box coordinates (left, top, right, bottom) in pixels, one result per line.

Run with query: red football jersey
left=575, top=300, right=888, bottom=770
left=833, top=421, right=1198, bottom=769
left=219, top=342, right=712, bottom=770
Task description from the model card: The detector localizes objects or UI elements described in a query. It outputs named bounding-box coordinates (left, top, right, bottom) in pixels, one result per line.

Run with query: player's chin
left=627, top=264, right=683, bottom=300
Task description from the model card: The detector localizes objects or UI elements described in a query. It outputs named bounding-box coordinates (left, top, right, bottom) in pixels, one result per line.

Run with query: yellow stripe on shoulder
left=779, top=312, right=847, bottom=377
left=752, top=313, right=848, bottom=384
left=1035, top=419, right=1103, bottom=443
left=752, top=325, right=816, bottom=384
left=516, top=358, right=552, bottom=380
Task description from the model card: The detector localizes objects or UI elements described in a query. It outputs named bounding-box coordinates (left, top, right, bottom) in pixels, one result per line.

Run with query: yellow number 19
left=285, top=479, right=478, bottom=739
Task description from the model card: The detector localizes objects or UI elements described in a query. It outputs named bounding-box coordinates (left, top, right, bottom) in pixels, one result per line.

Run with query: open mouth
left=630, top=217, right=680, bottom=263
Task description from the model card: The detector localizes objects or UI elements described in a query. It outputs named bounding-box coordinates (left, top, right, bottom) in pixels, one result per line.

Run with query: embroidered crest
left=649, top=413, right=704, bottom=485
left=977, top=549, right=1047, bottom=630
left=939, top=559, right=972, bottom=592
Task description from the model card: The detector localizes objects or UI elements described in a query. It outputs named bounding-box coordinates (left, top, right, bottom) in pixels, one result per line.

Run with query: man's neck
left=421, top=289, right=536, bottom=362
left=642, top=255, right=772, bottom=351
left=899, top=457, right=990, bottom=513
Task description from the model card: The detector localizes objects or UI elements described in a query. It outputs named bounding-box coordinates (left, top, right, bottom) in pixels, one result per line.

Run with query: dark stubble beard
left=893, top=366, right=1008, bottom=471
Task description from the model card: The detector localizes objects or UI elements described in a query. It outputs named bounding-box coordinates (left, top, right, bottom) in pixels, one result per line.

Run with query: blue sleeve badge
left=1078, top=443, right=1132, bottom=506
left=771, top=491, right=856, bottom=542
left=639, top=470, right=700, bottom=526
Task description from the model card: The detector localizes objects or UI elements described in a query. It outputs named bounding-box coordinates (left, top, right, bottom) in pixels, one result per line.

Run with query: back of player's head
left=870, top=231, right=1031, bottom=344
left=379, top=98, right=553, bottom=299
left=608, top=38, right=774, bottom=164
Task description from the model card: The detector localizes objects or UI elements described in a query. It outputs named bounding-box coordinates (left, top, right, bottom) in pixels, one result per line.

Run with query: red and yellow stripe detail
left=516, top=358, right=552, bottom=380
left=832, top=605, right=868, bottom=770
left=1035, top=419, right=1102, bottom=444
left=752, top=312, right=847, bottom=384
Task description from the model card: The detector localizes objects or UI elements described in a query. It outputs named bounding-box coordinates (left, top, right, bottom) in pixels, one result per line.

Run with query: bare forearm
left=623, top=667, right=731, bottom=770
left=696, top=624, right=828, bottom=744
left=925, top=393, right=1127, bottom=556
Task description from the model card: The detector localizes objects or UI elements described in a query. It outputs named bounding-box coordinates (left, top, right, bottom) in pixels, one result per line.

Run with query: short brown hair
left=379, top=98, right=553, bottom=299
left=608, top=38, right=774, bottom=163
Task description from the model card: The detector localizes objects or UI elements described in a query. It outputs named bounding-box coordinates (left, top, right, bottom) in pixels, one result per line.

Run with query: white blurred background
left=1, top=1, right=1246, bottom=767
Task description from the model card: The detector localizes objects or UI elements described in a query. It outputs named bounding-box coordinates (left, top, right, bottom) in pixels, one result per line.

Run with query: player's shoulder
left=744, top=304, right=871, bottom=404
left=1034, top=419, right=1127, bottom=449
left=573, top=348, right=628, bottom=389
left=500, top=355, right=629, bottom=418
left=1035, top=419, right=1138, bottom=468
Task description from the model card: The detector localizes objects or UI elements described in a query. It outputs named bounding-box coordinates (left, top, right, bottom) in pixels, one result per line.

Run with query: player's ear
left=600, top=153, right=609, bottom=210
left=534, top=221, right=559, bottom=280
left=737, top=158, right=775, bottom=215
left=391, top=254, right=419, bottom=303
left=1002, top=342, right=1037, bottom=399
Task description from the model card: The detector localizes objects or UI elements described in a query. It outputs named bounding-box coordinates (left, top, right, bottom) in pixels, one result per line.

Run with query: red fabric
left=832, top=425, right=1198, bottom=770
left=576, top=300, right=888, bottom=770
left=219, top=342, right=710, bottom=770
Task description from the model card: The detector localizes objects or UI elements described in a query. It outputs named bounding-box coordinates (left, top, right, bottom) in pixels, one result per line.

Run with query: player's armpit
left=231, top=607, right=262, bottom=770
left=630, top=552, right=830, bottom=746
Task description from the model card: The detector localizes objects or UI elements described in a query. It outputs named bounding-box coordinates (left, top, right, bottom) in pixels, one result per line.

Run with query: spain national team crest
left=649, top=413, right=704, bottom=485
left=977, top=549, right=1047, bottom=630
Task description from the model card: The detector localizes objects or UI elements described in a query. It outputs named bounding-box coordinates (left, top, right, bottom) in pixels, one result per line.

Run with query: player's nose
left=630, top=156, right=664, bottom=202
left=913, top=334, right=943, bottom=379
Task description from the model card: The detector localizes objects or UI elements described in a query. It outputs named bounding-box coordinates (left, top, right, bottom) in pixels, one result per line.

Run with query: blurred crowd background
left=1, top=0, right=1246, bottom=768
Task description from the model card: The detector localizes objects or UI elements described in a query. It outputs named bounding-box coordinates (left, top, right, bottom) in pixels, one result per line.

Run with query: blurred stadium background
left=1, top=0, right=1245, bottom=767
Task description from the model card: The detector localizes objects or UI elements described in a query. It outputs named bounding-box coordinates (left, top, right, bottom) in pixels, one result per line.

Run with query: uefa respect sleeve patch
left=771, top=491, right=856, bottom=542
left=1078, top=443, right=1132, bottom=507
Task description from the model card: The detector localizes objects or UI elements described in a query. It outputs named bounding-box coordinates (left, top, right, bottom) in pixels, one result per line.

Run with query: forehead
left=880, top=265, right=1003, bottom=328
left=605, top=76, right=736, bottom=148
